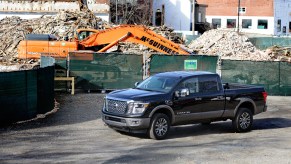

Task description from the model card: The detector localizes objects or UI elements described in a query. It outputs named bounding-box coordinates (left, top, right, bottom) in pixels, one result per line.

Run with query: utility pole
left=115, top=0, right=118, bottom=24
left=237, top=0, right=241, bottom=33
left=192, top=0, right=195, bottom=34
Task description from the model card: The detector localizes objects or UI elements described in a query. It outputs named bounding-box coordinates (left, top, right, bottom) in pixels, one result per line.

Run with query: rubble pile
left=150, top=25, right=184, bottom=44
left=0, top=10, right=109, bottom=65
left=265, top=46, right=291, bottom=62
left=188, top=29, right=274, bottom=61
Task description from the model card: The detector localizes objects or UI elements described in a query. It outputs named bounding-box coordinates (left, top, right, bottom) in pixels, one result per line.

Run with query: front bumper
left=102, top=113, right=151, bottom=133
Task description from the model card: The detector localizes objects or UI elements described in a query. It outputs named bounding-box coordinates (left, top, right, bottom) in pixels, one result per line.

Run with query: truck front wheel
left=232, top=108, right=253, bottom=132
left=148, top=113, right=170, bottom=140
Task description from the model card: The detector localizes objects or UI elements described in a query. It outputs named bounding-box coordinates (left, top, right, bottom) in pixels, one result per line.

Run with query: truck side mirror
left=175, top=88, right=190, bottom=98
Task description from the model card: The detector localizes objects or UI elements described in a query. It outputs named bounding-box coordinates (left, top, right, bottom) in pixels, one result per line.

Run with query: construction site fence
left=52, top=52, right=291, bottom=96
left=53, top=53, right=218, bottom=91
left=53, top=52, right=144, bottom=90
left=248, top=37, right=291, bottom=50
left=0, top=57, right=55, bottom=124
left=149, top=54, right=218, bottom=75
left=220, top=60, right=291, bottom=96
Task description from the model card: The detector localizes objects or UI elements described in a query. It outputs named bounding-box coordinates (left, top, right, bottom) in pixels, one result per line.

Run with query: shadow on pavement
left=120, top=117, right=291, bottom=140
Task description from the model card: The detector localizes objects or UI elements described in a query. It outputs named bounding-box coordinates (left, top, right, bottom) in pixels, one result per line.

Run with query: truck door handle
left=195, top=97, right=202, bottom=101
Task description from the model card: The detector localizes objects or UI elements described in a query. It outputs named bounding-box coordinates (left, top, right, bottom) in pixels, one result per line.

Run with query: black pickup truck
left=102, top=71, right=267, bottom=140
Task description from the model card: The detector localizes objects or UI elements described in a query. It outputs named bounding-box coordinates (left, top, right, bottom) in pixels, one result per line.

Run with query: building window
left=258, top=19, right=268, bottom=29
left=227, top=19, right=236, bottom=28
left=242, top=19, right=252, bottom=29
left=155, top=9, right=162, bottom=26
left=238, top=7, right=246, bottom=14
left=212, top=18, right=221, bottom=29
left=277, top=19, right=281, bottom=32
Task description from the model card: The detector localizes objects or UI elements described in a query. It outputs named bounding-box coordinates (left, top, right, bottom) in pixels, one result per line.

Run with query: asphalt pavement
left=1, top=93, right=291, bottom=164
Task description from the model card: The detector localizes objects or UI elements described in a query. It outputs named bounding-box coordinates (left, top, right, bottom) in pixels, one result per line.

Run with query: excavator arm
left=17, top=25, right=190, bottom=59
left=79, top=25, right=190, bottom=55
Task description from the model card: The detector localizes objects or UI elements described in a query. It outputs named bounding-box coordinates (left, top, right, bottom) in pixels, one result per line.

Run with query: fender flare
left=234, top=98, right=257, bottom=115
left=149, top=105, right=175, bottom=124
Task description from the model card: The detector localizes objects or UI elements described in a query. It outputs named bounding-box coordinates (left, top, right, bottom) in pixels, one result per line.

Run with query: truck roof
left=154, top=71, right=216, bottom=78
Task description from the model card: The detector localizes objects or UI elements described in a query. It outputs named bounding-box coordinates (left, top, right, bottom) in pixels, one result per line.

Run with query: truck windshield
left=136, top=76, right=179, bottom=93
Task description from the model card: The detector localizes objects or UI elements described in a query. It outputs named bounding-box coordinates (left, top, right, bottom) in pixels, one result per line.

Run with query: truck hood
left=107, top=88, right=167, bottom=101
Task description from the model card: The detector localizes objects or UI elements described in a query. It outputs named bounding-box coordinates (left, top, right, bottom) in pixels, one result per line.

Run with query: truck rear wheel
left=148, top=113, right=170, bottom=140
left=232, top=108, right=253, bottom=132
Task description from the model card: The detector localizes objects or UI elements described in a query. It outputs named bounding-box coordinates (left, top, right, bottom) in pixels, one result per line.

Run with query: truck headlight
left=128, top=102, right=149, bottom=115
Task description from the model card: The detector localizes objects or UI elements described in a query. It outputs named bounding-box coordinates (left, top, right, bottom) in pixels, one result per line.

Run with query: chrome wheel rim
left=239, top=112, right=251, bottom=129
left=155, top=118, right=168, bottom=136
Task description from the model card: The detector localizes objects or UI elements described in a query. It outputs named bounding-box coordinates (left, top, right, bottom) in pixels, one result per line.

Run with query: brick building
left=197, top=0, right=291, bottom=36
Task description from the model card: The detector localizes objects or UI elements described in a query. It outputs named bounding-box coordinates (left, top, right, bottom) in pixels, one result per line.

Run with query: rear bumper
left=102, top=113, right=150, bottom=133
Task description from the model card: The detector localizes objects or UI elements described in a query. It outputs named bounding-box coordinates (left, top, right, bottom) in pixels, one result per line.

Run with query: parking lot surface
left=1, top=94, right=291, bottom=163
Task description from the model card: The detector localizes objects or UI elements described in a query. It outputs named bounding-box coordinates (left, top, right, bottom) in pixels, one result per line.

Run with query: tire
left=148, top=113, right=170, bottom=140
left=232, top=108, right=253, bottom=132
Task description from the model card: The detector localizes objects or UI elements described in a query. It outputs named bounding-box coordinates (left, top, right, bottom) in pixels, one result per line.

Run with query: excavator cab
left=76, top=29, right=99, bottom=41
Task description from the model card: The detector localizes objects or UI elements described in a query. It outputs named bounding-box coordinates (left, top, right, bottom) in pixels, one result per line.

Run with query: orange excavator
left=17, top=25, right=190, bottom=59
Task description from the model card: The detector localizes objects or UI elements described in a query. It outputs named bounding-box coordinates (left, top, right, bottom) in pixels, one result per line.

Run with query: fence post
left=279, top=61, right=281, bottom=95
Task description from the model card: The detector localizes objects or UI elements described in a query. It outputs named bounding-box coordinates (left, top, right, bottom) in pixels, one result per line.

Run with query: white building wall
left=206, top=16, right=275, bottom=35
left=274, top=0, right=291, bottom=36
left=152, top=0, right=192, bottom=31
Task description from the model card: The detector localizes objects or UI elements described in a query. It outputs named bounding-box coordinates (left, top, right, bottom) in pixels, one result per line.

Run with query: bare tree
left=110, top=0, right=152, bottom=25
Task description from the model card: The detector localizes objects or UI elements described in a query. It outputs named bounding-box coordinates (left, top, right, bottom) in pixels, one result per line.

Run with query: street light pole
left=237, top=0, right=241, bottom=33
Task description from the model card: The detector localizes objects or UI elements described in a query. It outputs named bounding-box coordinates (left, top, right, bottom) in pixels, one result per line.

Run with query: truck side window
left=199, top=76, right=219, bottom=93
left=177, top=77, right=199, bottom=95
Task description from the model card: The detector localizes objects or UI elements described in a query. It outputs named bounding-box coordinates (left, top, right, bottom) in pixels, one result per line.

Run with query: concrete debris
left=149, top=25, right=184, bottom=44
left=0, top=63, right=39, bottom=72
left=265, top=46, right=291, bottom=62
left=0, top=10, right=110, bottom=64
left=188, top=29, right=291, bottom=62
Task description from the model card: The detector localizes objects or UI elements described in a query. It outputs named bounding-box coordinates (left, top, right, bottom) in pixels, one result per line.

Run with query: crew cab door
left=173, top=75, right=225, bottom=123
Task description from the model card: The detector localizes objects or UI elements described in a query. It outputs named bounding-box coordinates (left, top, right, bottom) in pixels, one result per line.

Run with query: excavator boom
left=17, top=25, right=190, bottom=59
left=79, top=25, right=190, bottom=55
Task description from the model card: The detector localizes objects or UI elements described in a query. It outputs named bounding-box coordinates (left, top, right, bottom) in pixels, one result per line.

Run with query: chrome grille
left=106, top=99, right=127, bottom=114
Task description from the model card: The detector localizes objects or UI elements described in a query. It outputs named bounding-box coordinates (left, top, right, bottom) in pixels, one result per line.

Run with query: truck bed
left=223, top=83, right=265, bottom=96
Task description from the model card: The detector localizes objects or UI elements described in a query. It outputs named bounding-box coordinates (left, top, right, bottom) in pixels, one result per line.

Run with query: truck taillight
left=262, top=92, right=268, bottom=102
